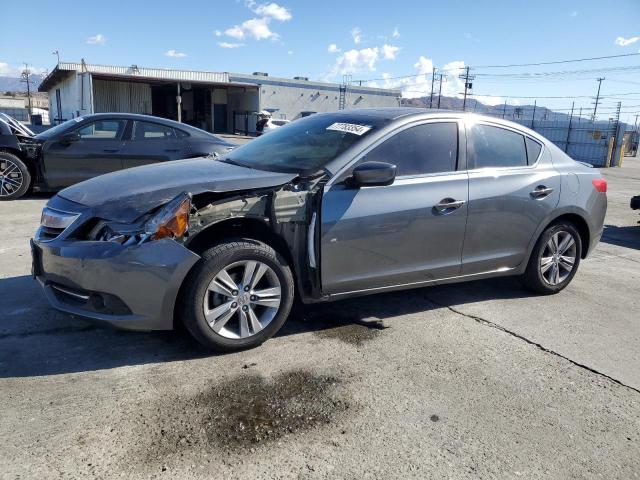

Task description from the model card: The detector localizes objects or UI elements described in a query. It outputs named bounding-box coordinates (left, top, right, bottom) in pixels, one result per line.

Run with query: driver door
left=42, top=119, right=127, bottom=188
left=320, top=120, right=469, bottom=295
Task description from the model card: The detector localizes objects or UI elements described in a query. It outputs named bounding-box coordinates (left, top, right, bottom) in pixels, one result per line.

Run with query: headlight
left=91, top=192, right=192, bottom=244
left=144, top=192, right=191, bottom=240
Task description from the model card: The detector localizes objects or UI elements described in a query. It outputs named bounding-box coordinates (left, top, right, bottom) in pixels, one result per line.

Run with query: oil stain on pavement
left=313, top=317, right=388, bottom=346
left=137, top=370, right=350, bottom=461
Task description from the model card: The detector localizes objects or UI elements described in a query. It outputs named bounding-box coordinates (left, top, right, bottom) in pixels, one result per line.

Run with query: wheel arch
left=526, top=209, right=592, bottom=264
left=173, top=216, right=298, bottom=326
left=0, top=148, right=36, bottom=191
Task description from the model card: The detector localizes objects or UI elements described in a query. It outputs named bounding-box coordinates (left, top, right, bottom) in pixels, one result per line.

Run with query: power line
left=473, top=52, right=640, bottom=68
left=354, top=53, right=640, bottom=84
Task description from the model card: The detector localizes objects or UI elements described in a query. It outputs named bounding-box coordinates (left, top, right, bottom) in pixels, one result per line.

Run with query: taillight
left=592, top=178, right=607, bottom=193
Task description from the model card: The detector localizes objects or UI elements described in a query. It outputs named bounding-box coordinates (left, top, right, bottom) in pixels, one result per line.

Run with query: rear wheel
left=181, top=239, right=294, bottom=351
left=521, top=221, right=582, bottom=294
left=0, top=152, right=31, bottom=200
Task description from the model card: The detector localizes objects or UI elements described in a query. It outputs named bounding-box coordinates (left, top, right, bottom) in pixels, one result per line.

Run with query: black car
left=0, top=113, right=236, bottom=200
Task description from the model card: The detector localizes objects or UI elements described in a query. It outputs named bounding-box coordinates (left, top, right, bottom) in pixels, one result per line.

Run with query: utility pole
left=429, top=67, right=436, bottom=108
left=592, top=77, right=605, bottom=122
left=531, top=100, right=536, bottom=129
left=436, top=73, right=445, bottom=108
left=502, top=100, right=507, bottom=118
left=459, top=66, right=475, bottom=111
left=20, top=64, right=32, bottom=118
left=634, top=114, right=639, bottom=132
left=564, top=102, right=574, bottom=153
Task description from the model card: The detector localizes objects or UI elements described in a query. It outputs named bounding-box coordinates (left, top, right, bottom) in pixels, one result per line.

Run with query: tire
left=180, top=238, right=294, bottom=351
left=521, top=221, right=582, bottom=294
left=0, top=152, right=31, bottom=200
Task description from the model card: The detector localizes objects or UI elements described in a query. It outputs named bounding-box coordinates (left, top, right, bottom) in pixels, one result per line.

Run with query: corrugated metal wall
left=93, top=79, right=152, bottom=114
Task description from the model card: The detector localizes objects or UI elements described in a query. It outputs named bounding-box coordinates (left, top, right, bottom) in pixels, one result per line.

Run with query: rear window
left=525, top=137, right=542, bottom=164
left=133, top=121, right=176, bottom=140
left=469, top=124, right=527, bottom=169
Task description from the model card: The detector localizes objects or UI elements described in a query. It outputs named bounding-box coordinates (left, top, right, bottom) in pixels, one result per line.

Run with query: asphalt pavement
left=0, top=155, right=638, bottom=479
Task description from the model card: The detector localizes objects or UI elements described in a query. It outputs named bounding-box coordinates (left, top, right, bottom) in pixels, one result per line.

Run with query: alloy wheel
left=203, top=260, right=282, bottom=339
left=0, top=159, right=24, bottom=198
left=539, top=231, right=577, bottom=286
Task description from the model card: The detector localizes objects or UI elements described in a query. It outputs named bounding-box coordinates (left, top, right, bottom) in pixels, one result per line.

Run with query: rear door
left=42, top=119, right=127, bottom=188
left=120, top=120, right=189, bottom=169
left=320, top=120, right=469, bottom=294
left=462, top=121, right=560, bottom=275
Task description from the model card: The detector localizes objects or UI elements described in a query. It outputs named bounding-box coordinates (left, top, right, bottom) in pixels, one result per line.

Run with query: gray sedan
left=32, top=109, right=607, bottom=351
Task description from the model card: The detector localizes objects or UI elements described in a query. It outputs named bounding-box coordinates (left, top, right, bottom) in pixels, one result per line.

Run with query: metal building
left=38, top=62, right=401, bottom=135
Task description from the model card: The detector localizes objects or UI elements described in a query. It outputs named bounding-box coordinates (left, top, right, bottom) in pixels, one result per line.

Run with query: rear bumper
left=32, top=237, right=200, bottom=331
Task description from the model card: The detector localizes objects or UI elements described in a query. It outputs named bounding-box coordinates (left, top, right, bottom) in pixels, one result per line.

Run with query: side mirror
left=59, top=131, right=80, bottom=145
left=350, top=161, right=397, bottom=187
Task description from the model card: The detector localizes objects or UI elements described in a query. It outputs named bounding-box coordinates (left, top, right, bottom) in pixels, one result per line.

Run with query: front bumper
left=32, top=237, right=200, bottom=331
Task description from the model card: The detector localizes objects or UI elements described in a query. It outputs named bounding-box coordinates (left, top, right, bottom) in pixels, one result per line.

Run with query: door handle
left=530, top=185, right=554, bottom=199
left=164, top=149, right=180, bottom=152
left=103, top=149, right=119, bottom=153
left=434, top=198, right=466, bottom=212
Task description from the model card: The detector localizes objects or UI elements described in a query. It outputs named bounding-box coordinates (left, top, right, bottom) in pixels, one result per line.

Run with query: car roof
left=317, top=107, right=547, bottom=142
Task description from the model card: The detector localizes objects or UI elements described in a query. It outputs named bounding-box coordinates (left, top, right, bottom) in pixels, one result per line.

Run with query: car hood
left=57, top=157, right=297, bottom=223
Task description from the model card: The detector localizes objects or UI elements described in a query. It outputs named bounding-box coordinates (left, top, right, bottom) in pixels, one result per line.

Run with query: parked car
left=631, top=195, right=640, bottom=212
left=0, top=113, right=236, bottom=200
left=262, top=118, right=291, bottom=135
left=32, top=108, right=607, bottom=351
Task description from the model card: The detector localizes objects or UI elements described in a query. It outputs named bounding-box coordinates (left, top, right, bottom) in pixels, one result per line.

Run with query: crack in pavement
left=424, top=294, right=640, bottom=395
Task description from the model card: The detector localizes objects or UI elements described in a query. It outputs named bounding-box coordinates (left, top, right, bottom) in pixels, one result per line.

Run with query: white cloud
left=165, top=49, right=186, bottom=58
left=221, top=2, right=291, bottom=43
left=251, top=2, right=292, bottom=21
left=86, top=34, right=106, bottom=45
left=382, top=44, right=400, bottom=60
left=328, top=43, right=341, bottom=53
left=379, top=56, right=504, bottom=106
left=570, top=11, right=578, bottom=17
left=218, top=41, right=245, bottom=49
left=392, top=27, right=400, bottom=39
left=288, top=50, right=293, bottom=55
left=351, top=27, right=362, bottom=45
left=615, top=35, right=640, bottom=46
left=329, top=47, right=380, bottom=77
left=225, top=25, right=245, bottom=39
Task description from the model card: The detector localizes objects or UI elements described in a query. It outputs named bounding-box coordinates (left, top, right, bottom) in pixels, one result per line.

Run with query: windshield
left=35, top=117, right=85, bottom=140
left=222, top=113, right=386, bottom=174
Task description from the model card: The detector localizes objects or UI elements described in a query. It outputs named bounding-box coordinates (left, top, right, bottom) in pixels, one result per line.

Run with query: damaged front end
left=186, top=175, right=327, bottom=302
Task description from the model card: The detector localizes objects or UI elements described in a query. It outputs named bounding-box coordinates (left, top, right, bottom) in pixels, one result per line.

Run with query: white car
left=262, top=118, right=290, bottom=134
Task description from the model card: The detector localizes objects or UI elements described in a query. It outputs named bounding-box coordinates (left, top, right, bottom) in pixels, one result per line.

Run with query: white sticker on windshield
left=326, top=122, right=371, bottom=136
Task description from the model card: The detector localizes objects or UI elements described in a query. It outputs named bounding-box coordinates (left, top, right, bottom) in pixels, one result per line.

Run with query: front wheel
left=0, top=152, right=31, bottom=200
left=180, top=239, right=294, bottom=351
left=521, top=221, right=582, bottom=294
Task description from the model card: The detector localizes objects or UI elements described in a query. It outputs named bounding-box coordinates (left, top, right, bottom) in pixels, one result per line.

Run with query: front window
left=34, top=117, right=84, bottom=140
left=222, top=113, right=387, bottom=174
left=77, top=120, right=126, bottom=140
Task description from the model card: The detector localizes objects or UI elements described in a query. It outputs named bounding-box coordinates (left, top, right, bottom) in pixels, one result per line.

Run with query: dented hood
left=57, top=157, right=297, bottom=223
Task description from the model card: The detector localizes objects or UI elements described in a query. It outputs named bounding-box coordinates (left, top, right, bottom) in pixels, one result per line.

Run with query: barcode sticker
left=326, top=122, right=372, bottom=136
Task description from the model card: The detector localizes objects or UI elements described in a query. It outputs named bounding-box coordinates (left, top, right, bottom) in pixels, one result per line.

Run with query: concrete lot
left=1, top=156, right=639, bottom=479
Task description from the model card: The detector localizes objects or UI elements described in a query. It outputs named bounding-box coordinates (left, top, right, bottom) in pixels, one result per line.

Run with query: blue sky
left=1, top=0, right=640, bottom=122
